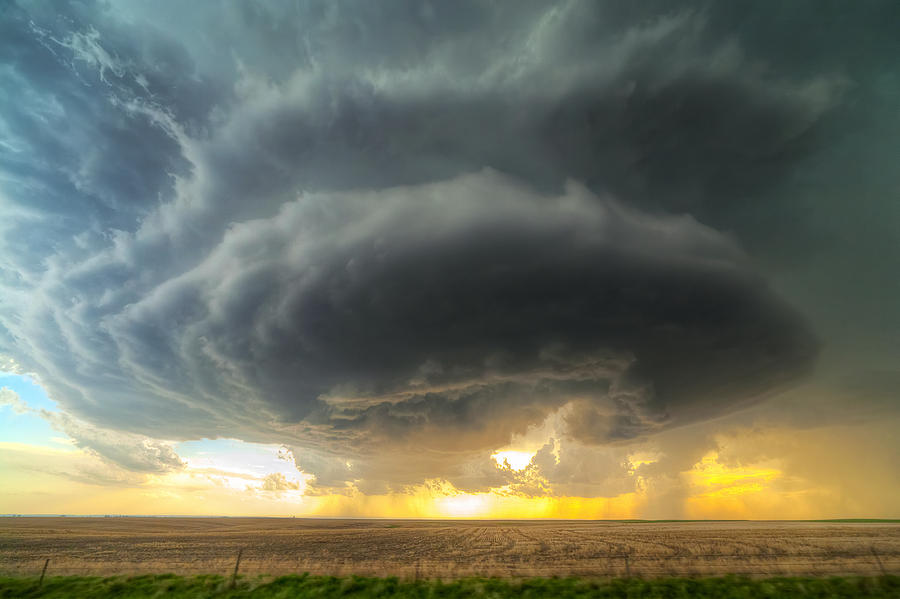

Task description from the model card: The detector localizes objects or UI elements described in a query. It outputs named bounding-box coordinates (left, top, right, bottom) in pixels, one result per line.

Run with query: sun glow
left=436, top=493, right=493, bottom=517
left=491, top=450, right=536, bottom=471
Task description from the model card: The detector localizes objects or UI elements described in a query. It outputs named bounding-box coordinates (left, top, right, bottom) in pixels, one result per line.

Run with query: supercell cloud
left=1, top=1, right=897, bottom=495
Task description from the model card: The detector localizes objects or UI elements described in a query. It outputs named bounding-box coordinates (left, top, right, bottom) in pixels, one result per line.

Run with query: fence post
left=624, top=554, right=630, bottom=578
left=229, top=549, right=243, bottom=589
left=39, top=558, right=49, bottom=586
left=871, top=546, right=887, bottom=576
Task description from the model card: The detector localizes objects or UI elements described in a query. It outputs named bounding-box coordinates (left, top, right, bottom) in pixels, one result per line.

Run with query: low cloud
left=40, top=410, right=185, bottom=474
left=0, top=387, right=28, bottom=414
left=259, top=472, right=301, bottom=493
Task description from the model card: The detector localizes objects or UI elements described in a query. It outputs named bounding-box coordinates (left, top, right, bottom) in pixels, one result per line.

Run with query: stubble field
left=1, top=518, right=898, bottom=579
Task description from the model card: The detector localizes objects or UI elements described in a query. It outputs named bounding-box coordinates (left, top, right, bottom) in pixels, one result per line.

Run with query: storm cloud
left=1, top=1, right=896, bottom=495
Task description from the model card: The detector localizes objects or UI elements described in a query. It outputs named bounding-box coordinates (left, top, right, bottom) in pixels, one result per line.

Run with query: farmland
left=1, top=518, right=898, bottom=579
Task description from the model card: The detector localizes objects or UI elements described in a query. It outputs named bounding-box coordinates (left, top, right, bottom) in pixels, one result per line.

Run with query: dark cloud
left=98, top=172, right=813, bottom=433
left=74, top=170, right=813, bottom=492
left=1, top=0, right=893, bottom=493
left=0, top=2, right=195, bottom=230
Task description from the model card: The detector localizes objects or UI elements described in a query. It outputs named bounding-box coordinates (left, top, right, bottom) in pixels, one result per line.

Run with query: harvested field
left=1, top=518, right=898, bottom=579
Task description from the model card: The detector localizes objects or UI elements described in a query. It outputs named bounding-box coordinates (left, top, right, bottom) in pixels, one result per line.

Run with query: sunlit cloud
left=491, top=450, right=536, bottom=472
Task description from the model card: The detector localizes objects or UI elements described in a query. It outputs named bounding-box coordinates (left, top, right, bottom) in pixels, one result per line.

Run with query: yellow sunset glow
left=0, top=440, right=643, bottom=519
left=4, top=418, right=900, bottom=520
left=682, top=451, right=797, bottom=519
left=687, top=452, right=781, bottom=499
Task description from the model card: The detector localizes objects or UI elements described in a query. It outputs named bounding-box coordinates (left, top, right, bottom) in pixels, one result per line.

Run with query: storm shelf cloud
left=1, top=0, right=898, bottom=499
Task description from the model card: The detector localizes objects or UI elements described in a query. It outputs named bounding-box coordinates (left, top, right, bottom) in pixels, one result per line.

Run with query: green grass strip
left=1, top=574, right=899, bottom=598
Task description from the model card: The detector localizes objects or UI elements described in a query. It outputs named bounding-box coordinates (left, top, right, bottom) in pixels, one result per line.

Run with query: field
left=1, top=518, right=898, bottom=580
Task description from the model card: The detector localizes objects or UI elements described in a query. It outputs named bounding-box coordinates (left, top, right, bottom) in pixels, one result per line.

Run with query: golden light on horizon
left=436, top=493, right=494, bottom=517
left=427, top=489, right=643, bottom=520
left=0, top=439, right=787, bottom=520
left=687, top=452, right=781, bottom=499
left=682, top=451, right=788, bottom=519
left=5, top=422, right=899, bottom=521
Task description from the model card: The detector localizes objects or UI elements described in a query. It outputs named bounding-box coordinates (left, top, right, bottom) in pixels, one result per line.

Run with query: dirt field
left=1, top=518, right=898, bottom=579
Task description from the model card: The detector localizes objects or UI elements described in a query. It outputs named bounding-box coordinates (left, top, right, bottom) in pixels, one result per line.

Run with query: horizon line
left=3, top=514, right=898, bottom=522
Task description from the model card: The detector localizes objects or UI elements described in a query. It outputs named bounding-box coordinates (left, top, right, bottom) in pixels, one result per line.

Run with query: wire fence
left=3, top=546, right=897, bottom=580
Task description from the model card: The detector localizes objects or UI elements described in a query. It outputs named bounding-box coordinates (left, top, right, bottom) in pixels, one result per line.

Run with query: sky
left=0, top=0, right=898, bottom=519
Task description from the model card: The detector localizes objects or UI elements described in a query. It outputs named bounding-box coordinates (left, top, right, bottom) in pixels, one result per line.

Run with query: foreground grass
left=1, top=574, right=899, bottom=598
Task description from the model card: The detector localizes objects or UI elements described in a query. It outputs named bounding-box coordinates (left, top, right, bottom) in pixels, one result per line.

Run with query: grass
left=1, top=574, right=898, bottom=598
